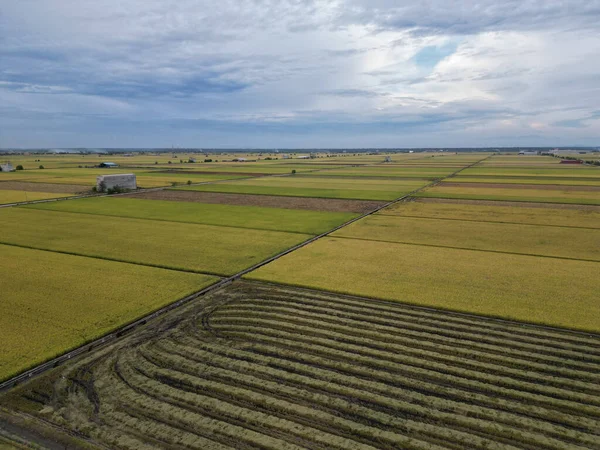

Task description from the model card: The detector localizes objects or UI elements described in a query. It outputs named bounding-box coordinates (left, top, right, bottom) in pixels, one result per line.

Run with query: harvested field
left=158, top=170, right=268, bottom=176
left=4, top=281, right=600, bottom=449
left=439, top=181, right=600, bottom=191
left=127, top=189, right=386, bottom=212
left=415, top=197, right=600, bottom=210
left=0, top=181, right=90, bottom=193
left=0, top=190, right=73, bottom=205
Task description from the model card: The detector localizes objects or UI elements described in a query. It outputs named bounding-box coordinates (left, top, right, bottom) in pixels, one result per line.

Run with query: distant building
left=518, top=151, right=539, bottom=155
left=189, top=157, right=197, bottom=163
left=233, top=157, right=247, bottom=162
left=384, top=156, right=392, bottom=163
left=297, top=155, right=310, bottom=159
left=0, top=162, right=15, bottom=172
left=97, top=173, right=137, bottom=192
left=99, top=162, right=119, bottom=168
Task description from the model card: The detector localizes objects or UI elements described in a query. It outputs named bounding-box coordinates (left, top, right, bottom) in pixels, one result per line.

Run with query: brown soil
left=415, top=197, right=600, bottom=210
left=156, top=170, right=267, bottom=176
left=127, top=190, right=386, bottom=213
left=0, top=181, right=90, bottom=194
left=441, top=181, right=600, bottom=191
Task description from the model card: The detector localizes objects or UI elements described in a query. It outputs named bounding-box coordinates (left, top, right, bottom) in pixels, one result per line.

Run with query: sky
left=1, top=0, right=600, bottom=148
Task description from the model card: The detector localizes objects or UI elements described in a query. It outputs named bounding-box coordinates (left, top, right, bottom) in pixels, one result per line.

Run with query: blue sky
left=1, top=0, right=600, bottom=148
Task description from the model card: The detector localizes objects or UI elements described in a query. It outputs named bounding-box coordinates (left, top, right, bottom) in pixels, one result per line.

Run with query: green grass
left=25, top=197, right=357, bottom=234
left=315, top=167, right=458, bottom=178
left=0, top=244, right=217, bottom=381
left=247, top=237, right=600, bottom=332
left=0, top=208, right=311, bottom=276
left=175, top=176, right=429, bottom=200
left=0, top=190, right=73, bottom=205
left=415, top=185, right=600, bottom=205
left=332, top=215, right=600, bottom=261
left=381, top=201, right=600, bottom=228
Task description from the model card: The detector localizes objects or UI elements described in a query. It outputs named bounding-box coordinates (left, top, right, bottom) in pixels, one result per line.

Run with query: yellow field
left=0, top=244, right=217, bottom=381
left=416, top=185, right=600, bottom=204
left=247, top=237, right=600, bottom=332
left=382, top=201, right=600, bottom=228
left=0, top=190, right=73, bottom=205
left=332, top=215, right=600, bottom=261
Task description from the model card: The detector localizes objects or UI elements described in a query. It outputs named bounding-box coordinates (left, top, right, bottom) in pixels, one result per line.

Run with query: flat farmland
left=0, top=244, right=217, bottom=381
left=460, top=167, right=600, bottom=178
left=248, top=237, right=600, bottom=332
left=382, top=200, right=600, bottom=228
left=446, top=176, right=600, bottom=186
left=176, top=176, right=430, bottom=200
left=0, top=190, right=73, bottom=205
left=332, top=215, right=600, bottom=261
left=3, top=282, right=599, bottom=449
left=415, top=185, right=600, bottom=204
left=26, top=197, right=357, bottom=234
left=0, top=208, right=311, bottom=275
left=309, top=166, right=458, bottom=178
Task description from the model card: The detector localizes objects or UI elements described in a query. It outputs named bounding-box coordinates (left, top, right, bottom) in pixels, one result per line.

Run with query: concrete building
left=1, top=162, right=15, bottom=172
left=99, top=162, right=119, bottom=168
left=97, top=173, right=137, bottom=192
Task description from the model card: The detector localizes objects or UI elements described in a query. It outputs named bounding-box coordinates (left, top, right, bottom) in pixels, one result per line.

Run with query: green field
left=0, top=208, right=311, bottom=275
left=446, top=176, right=600, bottom=185
left=0, top=190, right=73, bottom=205
left=176, top=176, right=429, bottom=200
left=460, top=167, right=600, bottom=177
left=416, top=185, right=600, bottom=204
left=247, top=237, right=600, bottom=332
left=310, top=166, right=458, bottom=178
left=332, top=215, right=600, bottom=260
left=26, top=197, right=357, bottom=234
left=382, top=201, right=600, bottom=228
left=0, top=244, right=217, bottom=381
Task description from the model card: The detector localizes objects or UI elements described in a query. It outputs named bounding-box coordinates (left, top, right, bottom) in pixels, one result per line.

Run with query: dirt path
left=128, top=190, right=387, bottom=213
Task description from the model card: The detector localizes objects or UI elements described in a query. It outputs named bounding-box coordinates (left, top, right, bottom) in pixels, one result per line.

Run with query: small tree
left=187, top=180, right=192, bottom=185
left=16, top=165, right=24, bottom=170
left=39, top=165, right=44, bottom=169
left=291, top=169, right=296, bottom=174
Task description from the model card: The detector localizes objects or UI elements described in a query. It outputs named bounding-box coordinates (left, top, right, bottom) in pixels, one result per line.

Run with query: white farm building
left=97, top=173, right=137, bottom=192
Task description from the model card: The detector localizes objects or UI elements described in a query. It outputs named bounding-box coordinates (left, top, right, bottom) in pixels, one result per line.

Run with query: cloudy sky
left=1, top=1, right=600, bottom=148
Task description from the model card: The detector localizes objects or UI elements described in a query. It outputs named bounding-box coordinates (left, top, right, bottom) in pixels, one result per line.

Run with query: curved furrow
left=239, top=286, right=600, bottom=352
left=215, top=304, right=600, bottom=383
left=211, top=323, right=600, bottom=420
left=229, top=296, right=600, bottom=364
left=104, top=353, right=291, bottom=450
left=170, top=333, right=600, bottom=435
left=140, top=342, right=538, bottom=450
left=210, top=316, right=600, bottom=410
left=152, top=337, right=600, bottom=448
left=126, top=352, right=397, bottom=450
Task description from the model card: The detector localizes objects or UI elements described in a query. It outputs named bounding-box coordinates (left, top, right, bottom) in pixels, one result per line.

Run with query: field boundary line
left=0, top=156, right=486, bottom=391
left=368, top=213, right=600, bottom=230
left=325, top=234, right=600, bottom=263
left=245, top=279, right=600, bottom=339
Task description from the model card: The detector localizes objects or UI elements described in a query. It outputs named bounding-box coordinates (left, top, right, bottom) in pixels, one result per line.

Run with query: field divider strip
left=326, top=234, right=600, bottom=263
left=0, top=241, right=229, bottom=278
left=373, top=213, right=600, bottom=230
left=0, top=156, right=486, bottom=392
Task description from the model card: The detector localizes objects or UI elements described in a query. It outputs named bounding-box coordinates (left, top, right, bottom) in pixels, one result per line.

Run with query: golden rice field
left=332, top=215, right=600, bottom=261
left=0, top=244, right=217, bottom=381
left=382, top=200, right=600, bottom=228
left=0, top=208, right=311, bottom=276
left=416, top=185, right=600, bottom=204
left=247, top=237, right=600, bottom=332
left=0, top=190, right=73, bottom=205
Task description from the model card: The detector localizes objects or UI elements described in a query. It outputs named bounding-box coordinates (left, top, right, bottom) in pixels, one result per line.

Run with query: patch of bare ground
left=440, top=182, right=600, bottom=191
left=128, top=190, right=386, bottom=213
left=0, top=181, right=90, bottom=194
left=415, top=197, right=600, bottom=210
left=156, top=169, right=266, bottom=176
